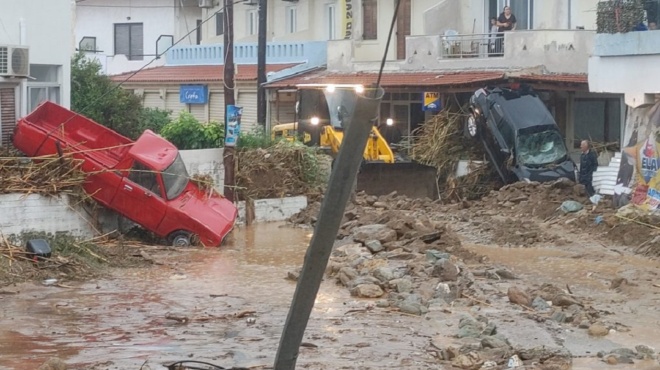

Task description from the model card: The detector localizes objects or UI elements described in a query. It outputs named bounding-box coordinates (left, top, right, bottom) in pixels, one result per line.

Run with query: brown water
left=0, top=224, right=437, bottom=370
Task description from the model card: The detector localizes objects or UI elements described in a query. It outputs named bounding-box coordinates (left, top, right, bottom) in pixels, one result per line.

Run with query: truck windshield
left=516, top=129, right=567, bottom=166
left=162, top=154, right=190, bottom=200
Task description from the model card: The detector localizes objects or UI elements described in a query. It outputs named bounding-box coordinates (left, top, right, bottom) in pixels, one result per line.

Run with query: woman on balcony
left=495, top=6, right=517, bottom=56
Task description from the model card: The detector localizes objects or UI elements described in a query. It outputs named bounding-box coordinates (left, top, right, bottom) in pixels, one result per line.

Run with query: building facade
left=75, top=0, right=202, bottom=75
left=0, top=0, right=74, bottom=145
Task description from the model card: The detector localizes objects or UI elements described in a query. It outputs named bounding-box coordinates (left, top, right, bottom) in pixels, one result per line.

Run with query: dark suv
left=465, top=86, right=577, bottom=183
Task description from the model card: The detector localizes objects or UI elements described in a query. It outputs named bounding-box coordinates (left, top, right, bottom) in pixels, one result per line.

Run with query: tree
left=71, top=53, right=161, bottom=140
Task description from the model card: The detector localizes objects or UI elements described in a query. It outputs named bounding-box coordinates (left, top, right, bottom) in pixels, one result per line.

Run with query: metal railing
left=441, top=32, right=505, bottom=58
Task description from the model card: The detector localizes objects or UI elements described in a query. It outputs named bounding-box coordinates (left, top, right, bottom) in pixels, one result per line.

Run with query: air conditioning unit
left=198, top=0, right=213, bottom=8
left=0, top=45, right=29, bottom=78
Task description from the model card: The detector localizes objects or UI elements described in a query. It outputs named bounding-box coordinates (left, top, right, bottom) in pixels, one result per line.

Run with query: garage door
left=189, top=103, right=208, bottom=122
left=209, top=92, right=225, bottom=123
left=165, top=92, right=186, bottom=117
left=143, top=91, right=163, bottom=110
left=237, top=91, right=258, bottom=133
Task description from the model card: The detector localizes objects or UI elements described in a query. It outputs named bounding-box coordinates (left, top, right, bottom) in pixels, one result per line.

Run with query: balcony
left=589, top=31, right=660, bottom=97
left=328, top=30, right=595, bottom=75
left=166, top=41, right=327, bottom=66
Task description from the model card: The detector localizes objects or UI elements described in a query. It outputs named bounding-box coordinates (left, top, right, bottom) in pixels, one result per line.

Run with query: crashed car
left=465, top=86, right=577, bottom=184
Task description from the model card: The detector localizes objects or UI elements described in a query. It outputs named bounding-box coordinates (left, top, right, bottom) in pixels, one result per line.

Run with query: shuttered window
left=115, top=23, right=144, bottom=61
left=216, top=11, right=225, bottom=36
left=362, top=0, right=377, bottom=40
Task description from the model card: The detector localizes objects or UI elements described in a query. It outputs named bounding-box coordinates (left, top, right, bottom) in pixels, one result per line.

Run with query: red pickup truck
left=12, top=101, right=237, bottom=247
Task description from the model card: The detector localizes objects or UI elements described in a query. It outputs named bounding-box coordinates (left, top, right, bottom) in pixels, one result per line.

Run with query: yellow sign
left=341, top=0, right=353, bottom=39
left=423, top=92, right=440, bottom=111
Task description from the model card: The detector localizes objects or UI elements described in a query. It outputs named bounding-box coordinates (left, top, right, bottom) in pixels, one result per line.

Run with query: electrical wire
left=374, top=0, right=402, bottom=92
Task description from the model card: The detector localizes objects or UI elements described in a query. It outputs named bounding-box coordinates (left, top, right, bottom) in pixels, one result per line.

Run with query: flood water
left=1, top=224, right=659, bottom=369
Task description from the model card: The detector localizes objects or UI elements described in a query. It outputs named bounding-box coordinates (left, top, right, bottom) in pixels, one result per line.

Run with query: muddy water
left=0, top=224, right=436, bottom=370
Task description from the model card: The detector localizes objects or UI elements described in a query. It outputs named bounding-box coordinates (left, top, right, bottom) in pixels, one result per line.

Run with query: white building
left=0, top=0, right=74, bottom=145
left=74, top=0, right=202, bottom=75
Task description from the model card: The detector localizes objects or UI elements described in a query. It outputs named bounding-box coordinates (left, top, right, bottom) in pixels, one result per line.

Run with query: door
left=393, top=103, right=410, bottom=138
left=487, top=0, right=533, bottom=30
left=110, top=160, right=168, bottom=233
left=396, top=0, right=411, bottom=60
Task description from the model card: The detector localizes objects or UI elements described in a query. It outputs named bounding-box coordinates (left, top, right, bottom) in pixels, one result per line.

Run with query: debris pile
left=0, top=154, right=86, bottom=195
left=236, top=141, right=330, bottom=200
left=411, top=109, right=500, bottom=201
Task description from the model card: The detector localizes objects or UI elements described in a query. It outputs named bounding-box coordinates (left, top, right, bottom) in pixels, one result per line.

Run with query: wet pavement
left=1, top=221, right=660, bottom=369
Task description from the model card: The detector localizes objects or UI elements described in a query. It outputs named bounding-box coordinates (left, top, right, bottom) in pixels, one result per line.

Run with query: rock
left=552, top=294, right=580, bottom=307
left=458, top=317, right=483, bottom=339
left=390, top=278, right=413, bottom=293
left=375, top=299, right=390, bottom=308
left=578, top=320, right=591, bottom=329
left=350, top=276, right=382, bottom=289
left=351, top=284, right=384, bottom=298
left=386, top=252, right=417, bottom=260
left=286, top=270, right=300, bottom=281
left=353, top=224, right=398, bottom=244
left=495, top=269, right=517, bottom=280
left=452, top=352, right=483, bottom=369
left=426, top=250, right=451, bottom=263
left=334, top=243, right=365, bottom=257
left=551, top=311, right=567, bottom=323
left=364, top=239, right=384, bottom=253
left=538, top=355, right=572, bottom=370
left=604, top=355, right=618, bottom=365
left=372, top=266, right=394, bottom=282
left=38, top=358, right=67, bottom=370
left=344, top=209, right=358, bottom=220
left=338, top=267, right=359, bottom=287
left=432, top=259, right=460, bottom=282
left=532, top=296, right=551, bottom=311
left=588, top=323, right=609, bottom=337
left=481, top=336, right=510, bottom=349
left=507, top=286, right=531, bottom=307
left=397, top=301, right=423, bottom=315
left=635, top=345, right=656, bottom=359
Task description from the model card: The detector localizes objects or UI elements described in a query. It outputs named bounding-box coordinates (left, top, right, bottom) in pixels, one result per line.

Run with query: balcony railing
left=166, top=41, right=327, bottom=65
left=440, top=32, right=505, bottom=58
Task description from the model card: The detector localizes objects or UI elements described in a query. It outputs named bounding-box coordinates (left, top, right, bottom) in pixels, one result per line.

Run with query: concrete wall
left=330, top=30, right=594, bottom=74
left=0, top=0, right=73, bottom=116
left=236, top=196, right=308, bottom=224
left=75, top=0, right=201, bottom=75
left=588, top=32, right=660, bottom=96
left=0, top=194, right=98, bottom=239
left=180, top=148, right=226, bottom=194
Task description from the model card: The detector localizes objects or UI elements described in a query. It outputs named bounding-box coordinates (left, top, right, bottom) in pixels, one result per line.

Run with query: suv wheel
left=465, top=114, right=479, bottom=138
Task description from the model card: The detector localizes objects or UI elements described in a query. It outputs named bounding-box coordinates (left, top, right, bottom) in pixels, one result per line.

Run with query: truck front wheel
left=168, top=231, right=193, bottom=247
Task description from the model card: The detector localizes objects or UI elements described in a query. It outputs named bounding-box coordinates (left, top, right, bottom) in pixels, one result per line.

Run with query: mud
left=1, top=179, right=660, bottom=369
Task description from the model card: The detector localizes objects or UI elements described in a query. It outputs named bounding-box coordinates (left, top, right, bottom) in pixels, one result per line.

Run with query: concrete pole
left=257, top=0, right=268, bottom=126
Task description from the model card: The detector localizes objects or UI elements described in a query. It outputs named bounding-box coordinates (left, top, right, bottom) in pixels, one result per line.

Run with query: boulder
left=351, top=284, right=384, bottom=298
left=353, top=224, right=398, bottom=243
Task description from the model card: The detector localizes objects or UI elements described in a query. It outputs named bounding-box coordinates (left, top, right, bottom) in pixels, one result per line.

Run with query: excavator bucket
left=357, top=161, right=438, bottom=200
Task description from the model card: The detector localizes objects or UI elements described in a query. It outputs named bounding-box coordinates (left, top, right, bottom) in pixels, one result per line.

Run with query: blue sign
left=180, top=85, right=208, bottom=104
left=422, top=91, right=441, bottom=111
left=225, top=105, right=243, bottom=147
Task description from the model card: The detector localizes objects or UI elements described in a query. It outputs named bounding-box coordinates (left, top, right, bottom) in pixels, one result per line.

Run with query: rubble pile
left=0, top=154, right=86, bottom=195
left=236, top=142, right=330, bottom=201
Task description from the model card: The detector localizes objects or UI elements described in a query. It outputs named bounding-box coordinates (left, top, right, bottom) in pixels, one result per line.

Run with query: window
left=286, top=6, right=297, bottom=33
left=129, top=161, right=163, bottom=197
left=325, top=4, right=337, bottom=40
left=362, top=0, right=378, bottom=40
left=28, top=65, right=60, bottom=112
left=247, top=9, right=258, bottom=36
left=573, top=98, right=622, bottom=149
left=487, top=0, right=533, bottom=30
left=216, top=11, right=225, bottom=36
left=114, top=23, right=143, bottom=61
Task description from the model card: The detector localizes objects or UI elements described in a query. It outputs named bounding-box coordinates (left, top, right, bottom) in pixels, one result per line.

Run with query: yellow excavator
left=271, top=84, right=438, bottom=199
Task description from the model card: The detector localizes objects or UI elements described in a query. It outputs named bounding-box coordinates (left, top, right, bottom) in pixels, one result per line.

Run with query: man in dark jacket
left=579, top=140, right=598, bottom=196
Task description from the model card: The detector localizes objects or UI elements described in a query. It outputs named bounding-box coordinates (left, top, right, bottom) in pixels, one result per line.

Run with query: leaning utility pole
left=223, top=0, right=236, bottom=202
left=256, top=0, right=268, bottom=126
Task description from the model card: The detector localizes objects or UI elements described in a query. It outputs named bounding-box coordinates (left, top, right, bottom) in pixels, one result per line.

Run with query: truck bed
left=13, top=101, right=133, bottom=169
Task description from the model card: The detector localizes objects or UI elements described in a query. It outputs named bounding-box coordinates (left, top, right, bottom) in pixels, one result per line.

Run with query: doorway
left=487, top=0, right=534, bottom=31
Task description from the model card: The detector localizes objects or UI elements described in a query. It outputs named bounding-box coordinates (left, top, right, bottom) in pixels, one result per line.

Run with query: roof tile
left=110, top=64, right=299, bottom=83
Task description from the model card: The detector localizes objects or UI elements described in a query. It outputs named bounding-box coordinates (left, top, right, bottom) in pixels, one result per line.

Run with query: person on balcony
left=495, top=6, right=516, bottom=56
left=488, top=17, right=499, bottom=56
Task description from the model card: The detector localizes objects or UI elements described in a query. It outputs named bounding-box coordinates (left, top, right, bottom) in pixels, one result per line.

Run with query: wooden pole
left=223, top=0, right=236, bottom=202
left=257, top=0, right=268, bottom=127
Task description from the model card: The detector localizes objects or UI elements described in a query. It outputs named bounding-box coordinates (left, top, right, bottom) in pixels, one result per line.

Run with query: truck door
left=111, top=160, right=168, bottom=232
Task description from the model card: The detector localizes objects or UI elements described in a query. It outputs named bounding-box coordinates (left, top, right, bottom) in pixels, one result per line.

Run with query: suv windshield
left=162, top=154, right=190, bottom=200
left=516, top=129, right=567, bottom=166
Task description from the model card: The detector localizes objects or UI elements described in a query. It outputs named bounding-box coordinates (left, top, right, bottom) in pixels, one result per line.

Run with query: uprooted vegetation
left=411, top=109, right=502, bottom=202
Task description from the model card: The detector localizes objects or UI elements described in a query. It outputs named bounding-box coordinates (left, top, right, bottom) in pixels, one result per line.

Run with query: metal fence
left=441, top=32, right=505, bottom=58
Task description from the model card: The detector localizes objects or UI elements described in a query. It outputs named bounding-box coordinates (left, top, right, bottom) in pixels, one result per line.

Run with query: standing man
left=579, top=140, right=598, bottom=196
